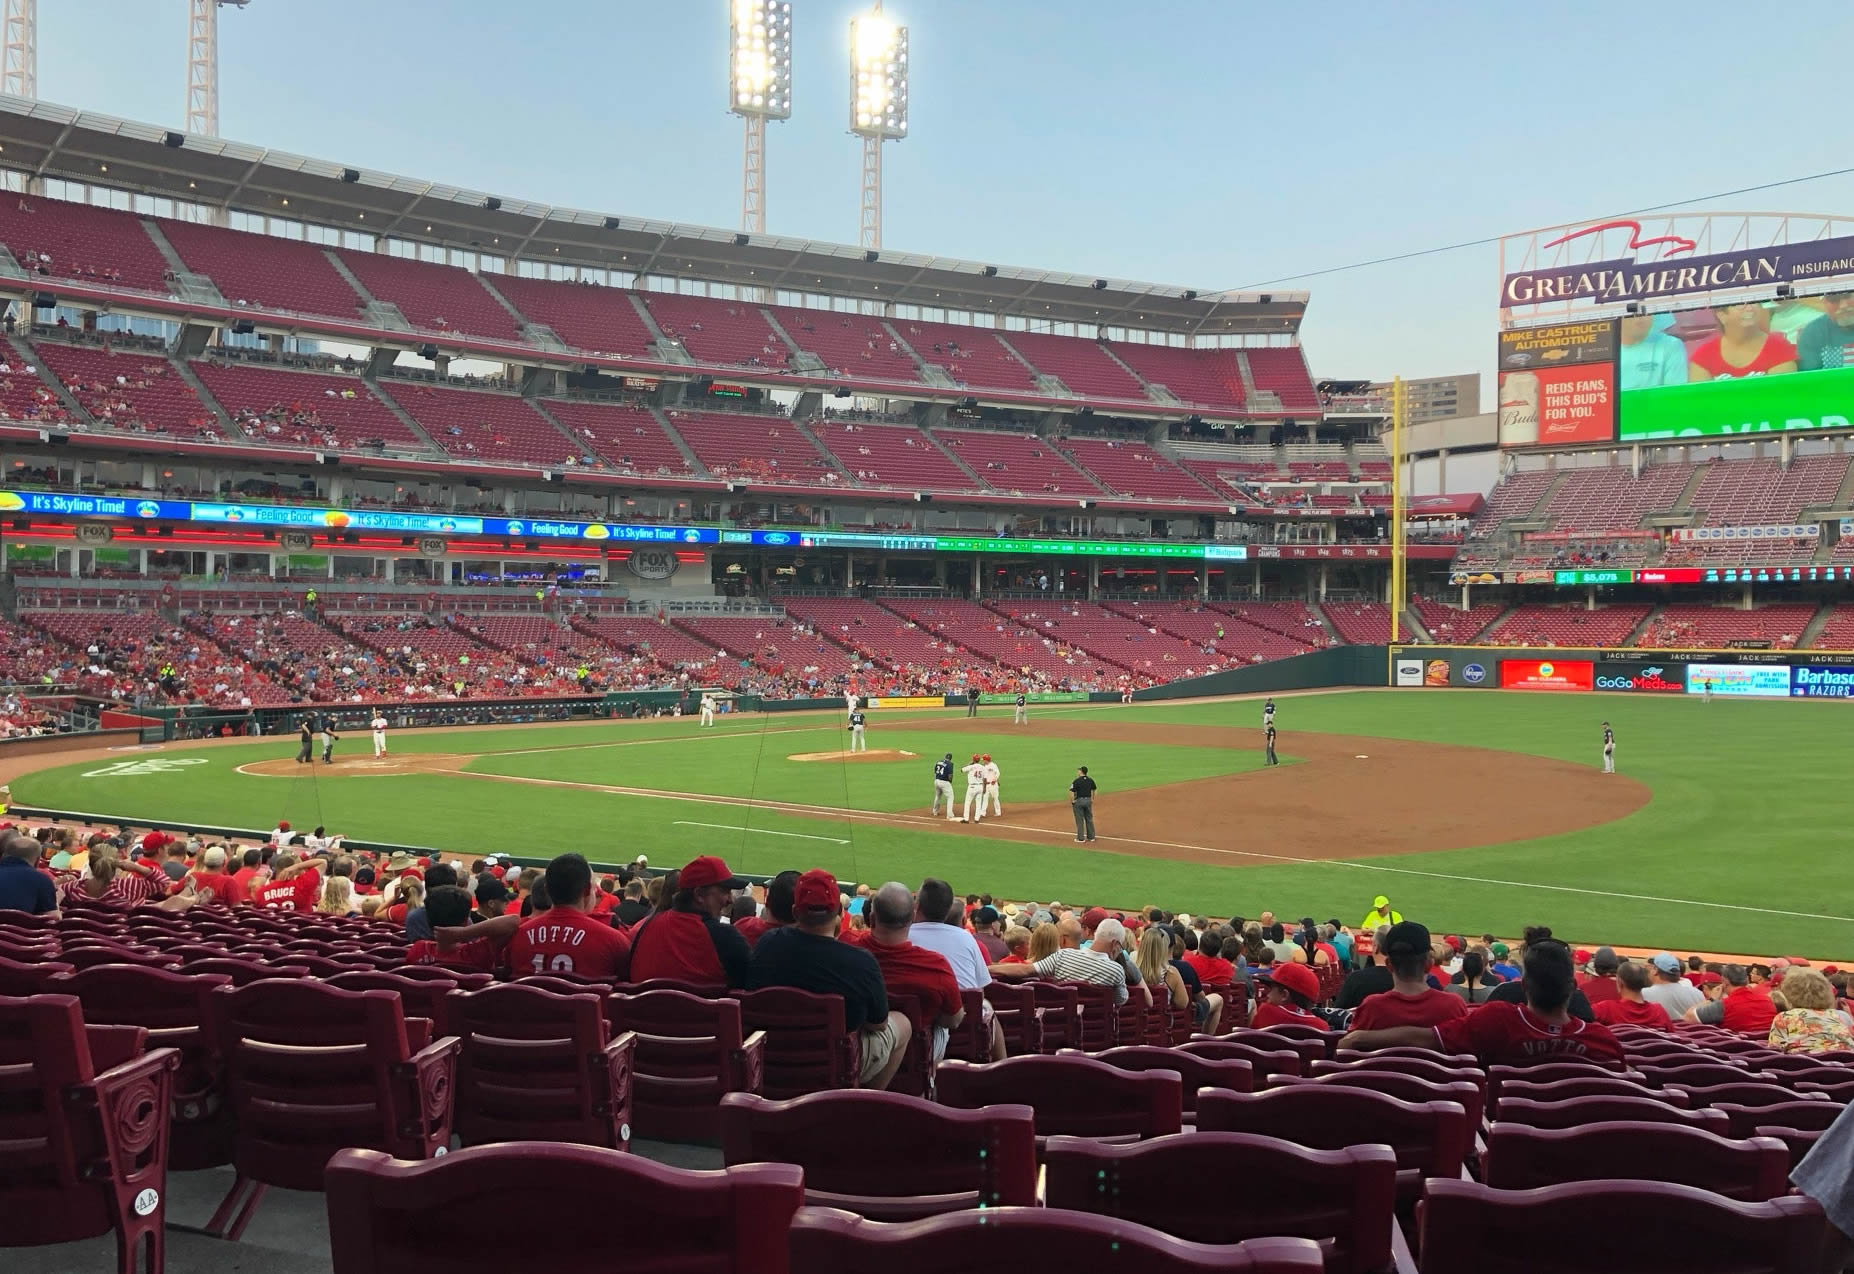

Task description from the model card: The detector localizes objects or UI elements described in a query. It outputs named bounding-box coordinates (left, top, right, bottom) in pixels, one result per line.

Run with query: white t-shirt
left=1641, top=979, right=1705, bottom=1019
left=908, top=921, right=991, bottom=991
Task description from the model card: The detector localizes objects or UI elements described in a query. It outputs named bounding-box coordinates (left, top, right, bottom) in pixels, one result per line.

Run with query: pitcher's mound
left=237, top=753, right=469, bottom=778
left=788, top=748, right=916, bottom=763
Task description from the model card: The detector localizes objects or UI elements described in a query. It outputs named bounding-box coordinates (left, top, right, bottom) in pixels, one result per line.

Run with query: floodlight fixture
left=849, top=5, right=908, bottom=252
left=729, top=0, right=793, bottom=236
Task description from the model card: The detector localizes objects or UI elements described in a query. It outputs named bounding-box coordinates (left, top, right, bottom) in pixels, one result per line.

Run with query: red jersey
left=254, top=869, right=321, bottom=912
left=844, top=931, right=961, bottom=1023
left=176, top=869, right=246, bottom=906
left=1183, top=952, right=1236, bottom=985
left=1351, top=987, right=1467, bottom=1031
left=628, top=909, right=726, bottom=985
left=1687, top=333, right=1796, bottom=378
left=1249, top=1002, right=1331, bottom=1031
left=1577, top=973, right=1621, bottom=1006
left=406, top=936, right=504, bottom=974
left=734, top=915, right=769, bottom=947
left=508, top=908, right=632, bottom=979
left=231, top=866, right=263, bottom=891
left=1720, top=986, right=1778, bottom=1035
left=1594, top=998, right=1672, bottom=1030
left=590, top=891, right=618, bottom=918
left=1434, top=1001, right=1624, bottom=1067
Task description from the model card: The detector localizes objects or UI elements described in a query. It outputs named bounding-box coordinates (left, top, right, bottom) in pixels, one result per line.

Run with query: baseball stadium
left=3, top=5, right=1854, bottom=1273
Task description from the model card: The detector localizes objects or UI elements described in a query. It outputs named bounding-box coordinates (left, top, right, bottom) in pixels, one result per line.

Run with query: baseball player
left=699, top=693, right=716, bottom=727
left=1263, top=697, right=1276, bottom=729
left=961, top=753, right=988, bottom=822
left=1602, top=721, right=1616, bottom=774
left=1120, top=686, right=1134, bottom=705
left=1264, top=721, right=1279, bottom=766
left=983, top=753, right=1002, bottom=817
left=1701, top=678, right=1712, bottom=704
left=1013, top=692, right=1028, bottom=725
left=846, top=691, right=860, bottom=721
left=370, top=712, right=389, bottom=758
left=931, top=752, right=956, bottom=818
left=321, top=713, right=339, bottom=764
left=848, top=708, right=868, bottom=752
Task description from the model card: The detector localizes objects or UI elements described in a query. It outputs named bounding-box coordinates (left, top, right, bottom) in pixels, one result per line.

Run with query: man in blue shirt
left=1795, top=293, right=1854, bottom=371
left=1618, top=314, right=1690, bottom=390
left=0, top=833, right=59, bottom=915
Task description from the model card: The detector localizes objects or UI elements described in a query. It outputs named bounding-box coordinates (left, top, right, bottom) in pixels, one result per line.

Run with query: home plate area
left=786, top=749, right=916, bottom=763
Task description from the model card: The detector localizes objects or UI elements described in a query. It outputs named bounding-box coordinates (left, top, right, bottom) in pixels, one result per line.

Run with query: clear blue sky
left=36, top=1, right=1854, bottom=409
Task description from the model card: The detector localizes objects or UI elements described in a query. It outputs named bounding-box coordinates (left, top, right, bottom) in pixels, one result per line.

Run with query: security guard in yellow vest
left=1361, top=895, right=1402, bottom=930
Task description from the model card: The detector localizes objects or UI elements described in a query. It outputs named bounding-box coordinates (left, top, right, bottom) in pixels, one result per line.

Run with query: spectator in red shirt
left=505, top=853, right=632, bottom=979
left=847, top=881, right=964, bottom=1060
left=174, top=845, right=246, bottom=906
left=999, top=926, right=1031, bottom=964
left=1349, top=921, right=1467, bottom=1031
left=1594, top=960, right=1673, bottom=1030
left=1180, top=926, right=1236, bottom=985
left=1341, top=938, right=1624, bottom=1067
left=627, top=855, right=752, bottom=988
left=1578, top=947, right=1623, bottom=1006
left=1687, top=963, right=1779, bottom=1033
left=252, top=853, right=322, bottom=912
left=1248, top=962, right=1330, bottom=1031
left=408, top=885, right=507, bottom=974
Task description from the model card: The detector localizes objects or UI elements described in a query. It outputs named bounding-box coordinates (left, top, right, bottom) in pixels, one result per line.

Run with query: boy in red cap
left=1249, top=962, right=1330, bottom=1031
left=627, top=855, right=752, bottom=988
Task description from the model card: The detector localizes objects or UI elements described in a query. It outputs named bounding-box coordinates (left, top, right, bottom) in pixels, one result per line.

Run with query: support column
left=1088, top=557, right=1100, bottom=594
left=1586, top=585, right=1596, bottom=611
left=1741, top=581, right=1753, bottom=609
left=972, top=554, right=983, bottom=599
left=845, top=553, right=855, bottom=589
left=1198, top=560, right=1209, bottom=601
left=1461, top=582, right=1470, bottom=609
left=1318, top=563, right=1329, bottom=602
left=1436, top=447, right=1448, bottom=491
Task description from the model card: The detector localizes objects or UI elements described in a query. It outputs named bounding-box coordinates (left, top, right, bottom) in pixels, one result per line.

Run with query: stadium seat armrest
left=392, top=1034, right=461, bottom=1153
left=730, top=1029, right=768, bottom=1095
left=83, top=1024, right=151, bottom=1074
left=81, top=1045, right=180, bottom=1188
left=597, top=1030, right=635, bottom=1145
left=1388, top=1215, right=1420, bottom=1274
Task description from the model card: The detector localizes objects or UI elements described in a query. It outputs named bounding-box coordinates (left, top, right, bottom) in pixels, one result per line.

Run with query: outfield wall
left=1389, top=645, right=1854, bottom=698
left=1135, top=646, right=1388, bottom=700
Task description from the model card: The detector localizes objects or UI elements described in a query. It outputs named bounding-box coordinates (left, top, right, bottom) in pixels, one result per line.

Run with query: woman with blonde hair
left=317, top=875, right=356, bottom=916
left=385, top=877, right=423, bottom=927
left=58, top=842, right=166, bottom=908
left=1134, top=924, right=1190, bottom=1015
left=1028, top=921, right=1061, bottom=964
left=1768, top=968, right=1854, bottom=1054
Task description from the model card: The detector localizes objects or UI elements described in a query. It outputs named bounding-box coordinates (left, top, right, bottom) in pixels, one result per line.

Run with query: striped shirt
left=1032, top=948, right=1131, bottom=1005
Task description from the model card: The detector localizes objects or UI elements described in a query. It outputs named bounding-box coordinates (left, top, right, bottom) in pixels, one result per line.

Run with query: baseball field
left=8, top=689, right=1851, bottom=958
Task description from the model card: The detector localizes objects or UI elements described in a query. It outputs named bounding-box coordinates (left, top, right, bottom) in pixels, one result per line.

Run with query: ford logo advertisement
left=759, top=531, right=794, bottom=546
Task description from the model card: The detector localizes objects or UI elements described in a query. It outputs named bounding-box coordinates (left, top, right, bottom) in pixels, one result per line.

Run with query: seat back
left=1492, top=1094, right=1728, bottom=1132
left=935, top=1055, right=1182, bottom=1143
left=1313, top=1054, right=1484, bottom=1091
left=1683, top=1082, right=1829, bottom=1109
left=786, top=1206, right=1328, bottom=1272
left=883, top=992, right=936, bottom=1099
left=1634, top=1062, right=1752, bottom=1089
left=1714, top=1099, right=1846, bottom=1140
left=1065, top=1045, right=1253, bottom=1110
left=0, top=952, right=73, bottom=994
left=446, top=983, right=632, bottom=1150
left=1044, top=1132, right=1396, bottom=1274
left=1496, top=1075, right=1679, bottom=1111
left=1180, top=1038, right=1302, bottom=1081
left=1795, top=1075, right=1854, bottom=1102
left=1071, top=982, right=1118, bottom=1051
left=981, top=982, right=1042, bottom=1056
left=180, top=957, right=305, bottom=986
left=206, top=979, right=452, bottom=1191
left=1196, top=1085, right=1470, bottom=1180
left=607, top=989, right=761, bottom=1142
left=326, top=970, right=460, bottom=1037
left=720, top=1090, right=1036, bottom=1219
left=1272, top=1071, right=1486, bottom=1131
left=1483, top=1120, right=1791, bottom=1200
left=1417, top=1178, right=1826, bottom=1274
left=1198, top=1029, right=1323, bottom=1069
left=390, top=965, right=495, bottom=989
left=942, top=988, right=989, bottom=1063
left=1021, top=981, right=1079, bottom=1052
left=737, top=987, right=858, bottom=1098
left=44, top=964, right=234, bottom=1171
left=325, top=1143, right=805, bottom=1274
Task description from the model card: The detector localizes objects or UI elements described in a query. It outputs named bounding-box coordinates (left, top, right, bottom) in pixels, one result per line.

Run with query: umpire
left=1070, top=766, right=1097, bottom=842
left=296, top=716, right=314, bottom=764
left=1264, top=721, right=1279, bottom=766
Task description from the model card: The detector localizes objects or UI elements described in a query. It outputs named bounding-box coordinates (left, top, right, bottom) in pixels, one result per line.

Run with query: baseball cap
left=1491, top=942, right=1509, bottom=958
left=943, top=752, right=953, bottom=760
left=488, top=865, right=507, bottom=880
left=972, top=906, right=999, bottom=926
left=632, top=854, right=649, bottom=866
left=982, top=754, right=992, bottom=762
left=474, top=875, right=510, bottom=905
left=1372, top=895, right=1389, bottom=909
left=1381, top=921, right=1431, bottom=957
left=1574, top=949, right=1593, bottom=966
left=1257, top=962, right=1320, bottom=1003
left=1591, top=947, right=1620, bottom=974
left=1082, top=906, right=1109, bottom=930
left=1650, top=953, right=1682, bottom=975
left=1824, top=965, right=1840, bottom=976
left=971, top=753, right=981, bottom=762
left=277, top=821, right=291, bottom=832
left=793, top=869, right=840, bottom=911
left=681, top=855, right=745, bottom=891
left=1443, top=934, right=1463, bottom=953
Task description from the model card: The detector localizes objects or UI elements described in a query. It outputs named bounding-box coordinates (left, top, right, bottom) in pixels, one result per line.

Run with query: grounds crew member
left=1264, top=721, right=1279, bottom=766
left=983, top=754, right=1002, bottom=817
left=931, top=753, right=957, bottom=819
left=1070, top=765, right=1097, bottom=842
left=961, top=753, right=988, bottom=823
left=1362, top=895, right=1402, bottom=930
left=848, top=707, right=868, bottom=753
left=1013, top=692, right=1028, bottom=725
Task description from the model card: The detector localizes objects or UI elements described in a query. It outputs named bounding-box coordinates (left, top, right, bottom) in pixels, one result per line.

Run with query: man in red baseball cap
left=747, top=867, right=912, bottom=1090
left=627, top=855, right=751, bottom=988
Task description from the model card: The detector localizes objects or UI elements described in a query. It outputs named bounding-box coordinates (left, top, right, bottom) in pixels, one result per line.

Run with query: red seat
left=1044, top=1132, right=1399, bottom=1274
left=1795, top=1075, right=1854, bottom=1102
left=59, top=946, right=181, bottom=972
left=980, top=983, right=1044, bottom=1056
left=1715, top=1099, right=1846, bottom=1140
left=1633, top=1062, right=1750, bottom=1089
left=720, top=1090, right=1037, bottom=1219
left=1683, top=1082, right=1832, bottom=1109
left=1273, top=1071, right=1486, bottom=1134
left=1481, top=1120, right=1791, bottom=1201
left=325, top=1143, right=805, bottom=1274
left=1484, top=1061, right=1627, bottom=1103
left=1416, top=1178, right=1826, bottom=1274
left=1754, top=1125, right=1824, bottom=1171
left=935, top=1054, right=1182, bottom=1150
left=738, top=987, right=861, bottom=1098
left=1197, top=1029, right=1323, bottom=1069
left=1494, top=1076, right=1679, bottom=1112
left=1062, top=1045, right=1254, bottom=1112
left=1492, top=1094, right=1727, bottom=1133
left=204, top=979, right=460, bottom=1240
left=446, top=983, right=634, bottom=1151
left=1022, top=981, right=1079, bottom=1052
left=326, top=970, right=463, bottom=1037
left=179, top=958, right=305, bottom=986
left=1181, top=1037, right=1303, bottom=1081
left=0, top=995, right=179, bottom=1274
left=1196, top=1086, right=1470, bottom=1202
left=0, top=952, right=72, bottom=994
left=390, top=965, right=495, bottom=990
left=1072, top=982, right=1119, bottom=1051
left=941, top=988, right=990, bottom=1063
left=787, top=1207, right=1328, bottom=1272
left=607, top=989, right=766, bottom=1142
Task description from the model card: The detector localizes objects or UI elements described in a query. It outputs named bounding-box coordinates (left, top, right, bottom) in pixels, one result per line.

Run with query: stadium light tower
left=729, top=0, right=792, bottom=235
left=849, top=4, right=907, bottom=251
left=2, top=0, right=35, bottom=100
left=186, top=0, right=249, bottom=138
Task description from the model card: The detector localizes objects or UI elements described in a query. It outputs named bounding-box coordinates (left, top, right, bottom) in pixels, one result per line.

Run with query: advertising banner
left=1394, top=659, right=1424, bottom=687
left=1500, top=658, right=1596, bottom=691
left=1499, top=320, right=1619, bottom=371
left=1789, top=666, right=1854, bottom=698
left=864, top=696, right=945, bottom=709
left=0, top=490, right=187, bottom=520
left=1501, top=234, right=1854, bottom=307
left=1498, top=320, right=1619, bottom=448
left=1594, top=660, right=1685, bottom=693
left=976, top=691, right=1088, bottom=704
left=1684, top=663, right=1792, bottom=697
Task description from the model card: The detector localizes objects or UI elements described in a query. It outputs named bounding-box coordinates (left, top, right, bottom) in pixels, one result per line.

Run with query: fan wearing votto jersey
left=505, top=853, right=632, bottom=979
left=930, top=753, right=956, bottom=819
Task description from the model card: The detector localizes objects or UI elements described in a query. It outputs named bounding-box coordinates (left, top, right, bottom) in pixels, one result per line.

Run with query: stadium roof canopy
left=0, top=95, right=1307, bottom=340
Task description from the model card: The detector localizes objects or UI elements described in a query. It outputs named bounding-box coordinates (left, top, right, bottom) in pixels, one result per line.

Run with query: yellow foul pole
left=1389, top=376, right=1406, bottom=650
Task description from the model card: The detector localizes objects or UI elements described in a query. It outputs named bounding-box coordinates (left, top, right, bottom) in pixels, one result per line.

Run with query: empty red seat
left=720, top=1089, right=1037, bottom=1219
left=1493, top=1075, right=1677, bottom=1112
left=1416, top=1178, right=1826, bottom=1274
left=1273, top=1071, right=1486, bottom=1134
left=787, top=1206, right=1328, bottom=1272
left=606, top=989, right=766, bottom=1142
left=1063, top=1045, right=1254, bottom=1112
left=1492, top=1094, right=1727, bottom=1133
left=1021, top=981, right=1079, bottom=1052
left=1683, top=1082, right=1831, bottom=1109
left=1715, top=1099, right=1847, bottom=1140
left=325, top=1142, right=805, bottom=1274
left=1181, top=1037, right=1303, bottom=1082
left=0, top=994, right=180, bottom=1274
left=935, top=1054, right=1182, bottom=1148
left=1044, top=1132, right=1398, bottom=1274
left=737, top=987, right=860, bottom=1099
left=1482, top=1120, right=1790, bottom=1201
left=179, top=957, right=305, bottom=986
left=326, top=970, right=462, bottom=1037
left=1633, top=1062, right=1752, bottom=1089
left=204, top=979, right=461, bottom=1240
left=0, top=952, right=72, bottom=993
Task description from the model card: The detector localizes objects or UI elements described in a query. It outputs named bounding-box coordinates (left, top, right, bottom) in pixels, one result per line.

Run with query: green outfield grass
left=12, top=691, right=1854, bottom=958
